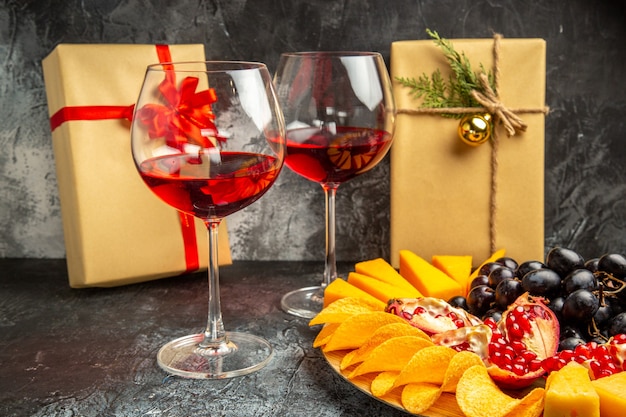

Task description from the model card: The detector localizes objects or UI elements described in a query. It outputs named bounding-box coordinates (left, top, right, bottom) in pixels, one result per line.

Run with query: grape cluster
left=448, top=248, right=626, bottom=351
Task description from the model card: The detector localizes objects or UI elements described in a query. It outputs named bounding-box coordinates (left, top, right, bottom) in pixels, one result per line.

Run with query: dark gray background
left=1, top=0, right=625, bottom=263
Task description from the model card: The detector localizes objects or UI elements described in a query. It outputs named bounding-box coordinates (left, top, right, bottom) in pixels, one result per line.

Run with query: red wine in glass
left=139, top=152, right=281, bottom=219
left=284, top=126, right=392, bottom=184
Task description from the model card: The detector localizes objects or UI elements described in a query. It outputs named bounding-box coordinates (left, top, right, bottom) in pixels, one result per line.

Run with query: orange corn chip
left=322, top=312, right=408, bottom=352
left=393, top=345, right=457, bottom=388
left=340, top=322, right=429, bottom=370
left=339, top=350, right=358, bottom=370
left=370, top=371, right=400, bottom=398
left=440, top=350, right=485, bottom=393
left=309, top=297, right=384, bottom=326
left=313, top=323, right=340, bottom=348
left=505, top=389, right=545, bottom=417
left=457, top=365, right=519, bottom=417
left=401, top=383, right=442, bottom=415
left=348, top=335, right=433, bottom=379
left=456, top=365, right=545, bottom=417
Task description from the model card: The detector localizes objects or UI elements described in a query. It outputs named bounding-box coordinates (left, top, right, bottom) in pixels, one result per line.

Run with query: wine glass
left=131, top=61, right=285, bottom=378
left=273, top=52, right=396, bottom=318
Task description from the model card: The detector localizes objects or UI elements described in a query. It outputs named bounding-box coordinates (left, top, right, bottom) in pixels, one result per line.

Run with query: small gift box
left=389, top=35, right=547, bottom=267
left=42, top=44, right=231, bottom=288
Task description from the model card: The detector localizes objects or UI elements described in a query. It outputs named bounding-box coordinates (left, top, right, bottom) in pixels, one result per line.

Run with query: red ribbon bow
left=135, top=74, right=226, bottom=151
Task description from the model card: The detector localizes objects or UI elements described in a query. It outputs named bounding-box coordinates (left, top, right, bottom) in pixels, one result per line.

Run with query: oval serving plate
left=322, top=349, right=465, bottom=417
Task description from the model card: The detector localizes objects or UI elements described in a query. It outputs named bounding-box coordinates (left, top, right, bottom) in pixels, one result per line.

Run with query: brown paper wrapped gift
left=389, top=37, right=546, bottom=268
left=42, top=44, right=231, bottom=288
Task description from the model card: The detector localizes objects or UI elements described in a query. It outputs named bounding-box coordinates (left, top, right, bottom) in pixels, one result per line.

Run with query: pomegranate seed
left=414, top=306, right=426, bottom=315
left=521, top=350, right=538, bottom=362
left=493, top=336, right=507, bottom=345
left=588, top=358, right=618, bottom=378
left=529, top=359, right=543, bottom=372
left=612, top=333, right=626, bottom=344
left=506, top=314, right=516, bottom=326
left=599, top=355, right=614, bottom=365
left=512, top=363, right=527, bottom=376
left=556, top=357, right=568, bottom=369
left=484, top=317, right=498, bottom=330
left=454, top=319, right=465, bottom=328
left=574, top=344, right=591, bottom=358
left=513, top=356, right=528, bottom=369
left=402, top=312, right=413, bottom=320
left=489, top=342, right=502, bottom=355
left=592, top=345, right=610, bottom=360
left=510, top=340, right=526, bottom=353
left=595, top=368, right=613, bottom=379
left=574, top=355, right=588, bottom=364
left=518, top=317, right=533, bottom=334
left=503, top=345, right=516, bottom=356
left=559, top=350, right=575, bottom=362
left=508, top=322, right=524, bottom=340
left=491, top=351, right=505, bottom=367
left=542, top=356, right=567, bottom=372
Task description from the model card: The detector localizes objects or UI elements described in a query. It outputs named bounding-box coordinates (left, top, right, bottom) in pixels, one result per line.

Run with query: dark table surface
left=0, top=259, right=411, bottom=417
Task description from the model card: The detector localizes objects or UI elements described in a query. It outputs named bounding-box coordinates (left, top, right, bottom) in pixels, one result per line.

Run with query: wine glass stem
left=323, top=184, right=339, bottom=288
left=201, top=219, right=227, bottom=349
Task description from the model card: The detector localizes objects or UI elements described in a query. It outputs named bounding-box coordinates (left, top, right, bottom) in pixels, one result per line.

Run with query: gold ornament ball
left=458, top=113, right=492, bottom=146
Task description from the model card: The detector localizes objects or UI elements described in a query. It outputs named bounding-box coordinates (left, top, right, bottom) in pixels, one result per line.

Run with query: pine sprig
left=396, top=29, right=496, bottom=118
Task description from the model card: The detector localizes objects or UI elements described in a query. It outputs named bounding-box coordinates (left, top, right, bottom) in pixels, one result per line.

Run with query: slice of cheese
left=591, top=370, right=626, bottom=417
left=399, top=250, right=462, bottom=301
left=544, top=362, right=599, bottom=417
left=347, top=272, right=422, bottom=303
left=323, top=278, right=386, bottom=309
left=355, top=258, right=419, bottom=293
left=431, top=255, right=473, bottom=297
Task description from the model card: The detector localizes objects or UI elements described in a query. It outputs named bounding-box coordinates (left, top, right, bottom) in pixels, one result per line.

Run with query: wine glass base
left=281, top=285, right=325, bottom=319
left=157, top=332, right=273, bottom=379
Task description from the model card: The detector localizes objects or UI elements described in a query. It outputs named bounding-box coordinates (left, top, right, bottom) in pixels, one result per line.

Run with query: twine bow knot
left=471, top=72, right=527, bottom=137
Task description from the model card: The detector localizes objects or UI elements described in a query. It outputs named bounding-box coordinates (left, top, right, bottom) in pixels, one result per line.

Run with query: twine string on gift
left=48, top=45, right=202, bottom=274
left=397, top=33, right=549, bottom=254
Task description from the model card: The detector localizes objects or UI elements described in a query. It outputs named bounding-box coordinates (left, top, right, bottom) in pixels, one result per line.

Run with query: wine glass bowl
left=273, top=52, right=395, bottom=318
left=131, top=61, right=285, bottom=378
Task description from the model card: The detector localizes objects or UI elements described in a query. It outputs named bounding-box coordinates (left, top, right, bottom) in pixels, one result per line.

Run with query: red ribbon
left=49, top=44, right=201, bottom=274
left=135, top=75, right=225, bottom=151
left=49, top=105, right=135, bottom=131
